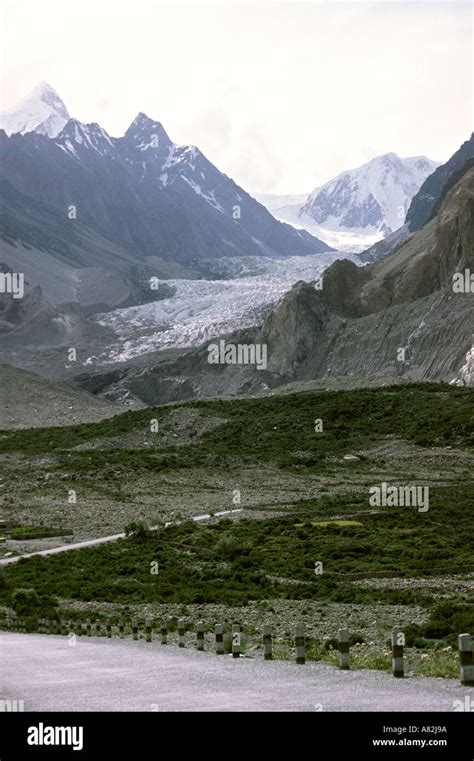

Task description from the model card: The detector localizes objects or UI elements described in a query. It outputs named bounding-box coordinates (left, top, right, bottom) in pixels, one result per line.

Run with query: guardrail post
left=232, top=625, right=241, bottom=658
left=459, top=634, right=474, bottom=686
left=338, top=628, right=350, bottom=669
left=178, top=619, right=185, bottom=648
left=145, top=617, right=152, bottom=642
left=196, top=622, right=204, bottom=651
left=160, top=622, right=167, bottom=644
left=295, top=624, right=305, bottom=665
left=391, top=629, right=405, bottom=678
left=263, top=625, right=273, bottom=660
left=215, top=624, right=224, bottom=655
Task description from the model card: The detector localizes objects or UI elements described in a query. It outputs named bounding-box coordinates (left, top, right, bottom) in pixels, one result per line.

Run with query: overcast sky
left=1, top=0, right=472, bottom=194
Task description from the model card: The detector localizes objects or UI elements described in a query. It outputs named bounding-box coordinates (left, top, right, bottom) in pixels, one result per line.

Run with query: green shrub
left=11, top=587, right=41, bottom=615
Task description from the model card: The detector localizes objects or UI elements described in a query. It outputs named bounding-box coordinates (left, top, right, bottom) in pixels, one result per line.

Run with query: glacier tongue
left=94, top=252, right=359, bottom=363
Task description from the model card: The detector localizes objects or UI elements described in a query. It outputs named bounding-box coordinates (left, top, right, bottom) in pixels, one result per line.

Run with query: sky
left=1, top=0, right=472, bottom=194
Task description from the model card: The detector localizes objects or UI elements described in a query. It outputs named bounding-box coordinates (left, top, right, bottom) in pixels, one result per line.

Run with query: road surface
left=0, top=633, right=468, bottom=712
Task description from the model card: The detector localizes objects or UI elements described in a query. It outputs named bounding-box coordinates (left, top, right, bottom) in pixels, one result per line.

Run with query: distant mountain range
left=257, top=153, right=439, bottom=253
left=0, top=83, right=331, bottom=311
left=1, top=83, right=472, bottom=396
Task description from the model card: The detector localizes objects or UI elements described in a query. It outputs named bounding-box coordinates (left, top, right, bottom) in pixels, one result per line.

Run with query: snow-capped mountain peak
left=31, top=81, right=69, bottom=116
left=257, top=153, right=440, bottom=253
left=56, top=118, right=115, bottom=157
left=124, top=112, right=172, bottom=149
left=300, top=152, right=440, bottom=235
left=0, top=82, right=69, bottom=137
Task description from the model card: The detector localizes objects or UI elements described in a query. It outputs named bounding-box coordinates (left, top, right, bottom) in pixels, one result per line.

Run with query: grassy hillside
left=1, top=382, right=472, bottom=460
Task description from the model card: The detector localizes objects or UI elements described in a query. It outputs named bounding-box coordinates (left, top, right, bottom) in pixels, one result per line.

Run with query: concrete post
left=263, top=625, right=273, bottom=661
left=145, top=617, right=152, bottom=643
left=215, top=624, right=224, bottom=655
left=458, top=634, right=474, bottom=686
left=232, top=625, right=241, bottom=658
left=196, top=621, right=205, bottom=651
left=160, top=622, right=167, bottom=644
left=178, top=619, right=185, bottom=648
left=295, top=624, right=305, bottom=665
left=338, top=628, right=350, bottom=669
left=391, top=629, right=405, bottom=678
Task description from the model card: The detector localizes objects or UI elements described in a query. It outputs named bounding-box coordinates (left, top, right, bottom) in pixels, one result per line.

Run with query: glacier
left=93, top=252, right=359, bottom=364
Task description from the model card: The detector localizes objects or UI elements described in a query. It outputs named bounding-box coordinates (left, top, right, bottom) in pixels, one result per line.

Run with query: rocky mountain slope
left=0, top=363, right=126, bottom=429
left=405, top=133, right=474, bottom=232
left=255, top=166, right=474, bottom=386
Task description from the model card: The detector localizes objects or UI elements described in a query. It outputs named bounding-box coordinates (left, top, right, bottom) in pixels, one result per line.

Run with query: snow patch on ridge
left=180, top=176, right=225, bottom=213
left=451, top=342, right=474, bottom=387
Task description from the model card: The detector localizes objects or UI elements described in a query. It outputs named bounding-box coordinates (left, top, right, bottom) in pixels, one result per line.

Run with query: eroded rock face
left=260, top=281, right=328, bottom=377
left=405, top=133, right=474, bottom=232
left=254, top=168, right=474, bottom=385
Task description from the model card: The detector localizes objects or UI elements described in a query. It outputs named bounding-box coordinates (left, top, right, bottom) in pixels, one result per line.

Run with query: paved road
left=0, top=633, right=468, bottom=712
left=0, top=509, right=243, bottom=566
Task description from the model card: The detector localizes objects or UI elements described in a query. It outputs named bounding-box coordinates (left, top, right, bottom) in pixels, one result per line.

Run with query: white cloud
left=1, top=0, right=472, bottom=193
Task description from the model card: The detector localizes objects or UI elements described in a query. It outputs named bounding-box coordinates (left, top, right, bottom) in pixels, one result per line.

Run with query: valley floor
left=0, top=384, right=472, bottom=677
